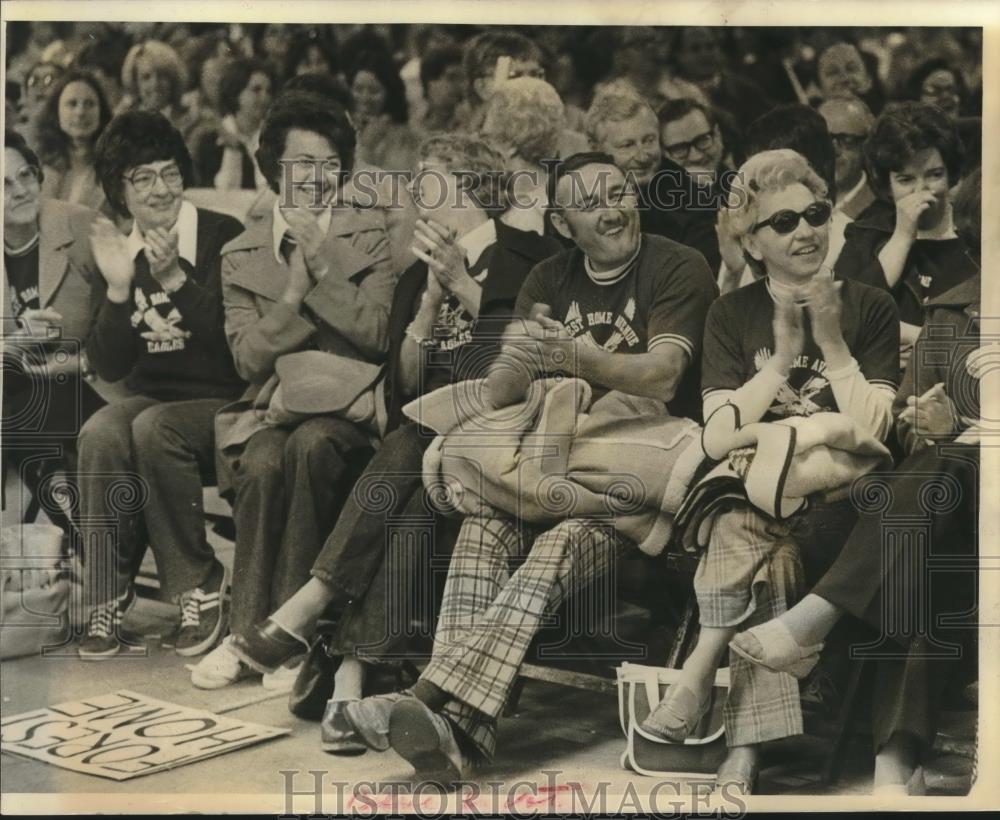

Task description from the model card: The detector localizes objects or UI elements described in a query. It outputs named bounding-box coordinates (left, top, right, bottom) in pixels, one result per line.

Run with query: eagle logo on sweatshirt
left=132, top=287, right=191, bottom=353
left=754, top=347, right=831, bottom=418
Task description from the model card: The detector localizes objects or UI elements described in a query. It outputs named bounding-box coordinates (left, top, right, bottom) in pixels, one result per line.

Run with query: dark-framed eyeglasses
left=123, top=165, right=184, bottom=193
left=751, top=200, right=833, bottom=235
left=663, top=130, right=715, bottom=161
left=830, top=132, right=867, bottom=151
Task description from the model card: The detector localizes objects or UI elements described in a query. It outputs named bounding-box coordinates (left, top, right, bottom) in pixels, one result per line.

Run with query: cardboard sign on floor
left=0, top=690, right=289, bottom=780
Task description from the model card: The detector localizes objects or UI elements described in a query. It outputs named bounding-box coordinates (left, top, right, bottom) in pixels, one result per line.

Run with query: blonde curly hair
left=717, top=149, right=828, bottom=247
left=480, top=77, right=565, bottom=165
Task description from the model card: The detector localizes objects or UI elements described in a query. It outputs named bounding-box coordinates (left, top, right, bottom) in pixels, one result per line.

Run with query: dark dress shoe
left=230, top=619, right=309, bottom=674
left=321, top=699, right=367, bottom=755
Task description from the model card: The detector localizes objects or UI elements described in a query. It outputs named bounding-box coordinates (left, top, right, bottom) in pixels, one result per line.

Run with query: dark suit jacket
left=383, top=219, right=562, bottom=432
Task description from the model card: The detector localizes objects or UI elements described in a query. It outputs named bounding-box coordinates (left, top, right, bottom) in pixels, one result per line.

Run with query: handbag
left=288, top=622, right=340, bottom=721
left=616, top=662, right=731, bottom=778
left=1, top=524, right=75, bottom=660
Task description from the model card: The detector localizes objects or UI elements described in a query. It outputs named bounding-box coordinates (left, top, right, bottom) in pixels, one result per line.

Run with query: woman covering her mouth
left=834, top=101, right=978, bottom=369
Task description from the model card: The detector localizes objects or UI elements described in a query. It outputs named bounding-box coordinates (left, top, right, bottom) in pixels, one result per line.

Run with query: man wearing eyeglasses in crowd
left=651, top=97, right=736, bottom=273
left=75, top=110, right=246, bottom=659
left=818, top=95, right=877, bottom=238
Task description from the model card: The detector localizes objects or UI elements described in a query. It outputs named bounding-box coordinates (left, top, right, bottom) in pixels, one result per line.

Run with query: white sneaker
left=190, top=635, right=257, bottom=689
left=261, top=656, right=305, bottom=693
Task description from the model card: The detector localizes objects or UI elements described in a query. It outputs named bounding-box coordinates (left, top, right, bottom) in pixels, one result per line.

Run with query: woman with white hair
left=480, top=76, right=566, bottom=236
left=640, top=149, right=900, bottom=794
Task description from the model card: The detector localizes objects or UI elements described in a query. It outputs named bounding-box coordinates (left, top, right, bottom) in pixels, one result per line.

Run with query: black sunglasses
left=751, top=201, right=833, bottom=235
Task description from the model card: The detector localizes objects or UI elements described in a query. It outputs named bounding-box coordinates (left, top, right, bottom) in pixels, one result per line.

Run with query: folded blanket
left=403, top=379, right=705, bottom=556
left=674, top=404, right=893, bottom=552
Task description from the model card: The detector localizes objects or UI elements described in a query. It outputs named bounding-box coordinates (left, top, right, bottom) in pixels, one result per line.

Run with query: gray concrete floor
left=1, top=480, right=974, bottom=806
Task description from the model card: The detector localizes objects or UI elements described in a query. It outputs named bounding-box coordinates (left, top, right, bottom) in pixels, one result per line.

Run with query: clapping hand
left=803, top=276, right=845, bottom=350
left=412, top=219, right=472, bottom=294
left=144, top=226, right=184, bottom=291
left=90, top=217, right=135, bottom=302
left=282, top=207, right=328, bottom=277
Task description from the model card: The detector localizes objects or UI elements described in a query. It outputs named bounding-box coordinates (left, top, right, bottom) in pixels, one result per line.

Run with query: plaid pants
left=421, top=509, right=625, bottom=761
left=694, top=503, right=807, bottom=747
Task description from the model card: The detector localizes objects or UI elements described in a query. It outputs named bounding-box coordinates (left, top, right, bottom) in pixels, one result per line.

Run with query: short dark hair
left=4, top=128, right=45, bottom=184
left=282, top=31, right=338, bottom=83
left=218, top=58, right=274, bottom=117
left=656, top=97, right=717, bottom=132
left=905, top=58, right=967, bottom=108
left=546, top=150, right=620, bottom=212
left=36, top=70, right=112, bottom=167
left=863, top=101, right=964, bottom=200
left=745, top=104, right=837, bottom=202
left=462, top=30, right=543, bottom=98
left=420, top=44, right=463, bottom=95
left=282, top=71, right=355, bottom=113
left=94, top=110, right=195, bottom=218
left=256, top=91, right=357, bottom=193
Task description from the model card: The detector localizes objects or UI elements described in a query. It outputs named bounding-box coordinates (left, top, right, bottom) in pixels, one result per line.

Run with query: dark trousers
left=228, top=416, right=373, bottom=636
left=78, top=396, right=229, bottom=604
left=813, top=444, right=979, bottom=753
left=1, top=368, right=105, bottom=537
left=312, top=423, right=461, bottom=663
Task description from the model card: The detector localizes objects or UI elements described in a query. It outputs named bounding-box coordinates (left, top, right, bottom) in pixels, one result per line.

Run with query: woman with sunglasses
left=639, top=149, right=900, bottom=794
left=834, top=102, right=977, bottom=369
left=730, top=167, right=983, bottom=796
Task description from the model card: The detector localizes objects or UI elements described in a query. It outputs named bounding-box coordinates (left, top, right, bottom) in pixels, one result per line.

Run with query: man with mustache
left=342, top=152, right=716, bottom=779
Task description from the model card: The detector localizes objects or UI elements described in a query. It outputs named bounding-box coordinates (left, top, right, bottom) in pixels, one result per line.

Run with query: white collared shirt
left=457, top=218, right=497, bottom=275
left=126, top=199, right=198, bottom=265
left=835, top=171, right=868, bottom=213
left=271, top=201, right=334, bottom=264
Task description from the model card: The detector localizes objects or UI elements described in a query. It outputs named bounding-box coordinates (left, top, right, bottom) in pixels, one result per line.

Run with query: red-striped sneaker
left=175, top=562, right=230, bottom=657
left=78, top=587, right=137, bottom=659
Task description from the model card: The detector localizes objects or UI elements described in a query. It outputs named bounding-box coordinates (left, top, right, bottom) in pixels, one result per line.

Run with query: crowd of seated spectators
left=2, top=21, right=983, bottom=796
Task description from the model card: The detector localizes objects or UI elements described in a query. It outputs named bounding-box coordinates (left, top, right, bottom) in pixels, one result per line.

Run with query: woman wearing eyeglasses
left=639, top=150, right=900, bottom=794
left=15, top=62, right=65, bottom=152
left=2, top=129, right=109, bottom=543
left=74, top=110, right=245, bottom=660
left=834, top=102, right=977, bottom=369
